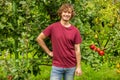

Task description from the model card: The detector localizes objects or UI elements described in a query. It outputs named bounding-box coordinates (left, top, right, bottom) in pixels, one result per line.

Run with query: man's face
left=61, top=8, right=72, bottom=21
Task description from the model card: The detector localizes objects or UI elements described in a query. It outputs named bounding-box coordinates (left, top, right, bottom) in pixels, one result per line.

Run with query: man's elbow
left=36, top=36, right=40, bottom=42
left=36, top=36, right=42, bottom=43
left=36, top=33, right=46, bottom=42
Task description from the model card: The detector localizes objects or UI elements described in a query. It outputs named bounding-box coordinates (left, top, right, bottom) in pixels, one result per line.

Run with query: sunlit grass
left=37, top=62, right=120, bottom=80
left=75, top=62, right=120, bottom=80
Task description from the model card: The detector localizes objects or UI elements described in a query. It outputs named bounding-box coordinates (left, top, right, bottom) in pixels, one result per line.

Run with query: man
left=36, top=3, right=82, bottom=80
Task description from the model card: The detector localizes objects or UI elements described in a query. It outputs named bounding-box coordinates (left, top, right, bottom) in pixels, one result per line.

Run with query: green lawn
left=37, top=62, right=120, bottom=80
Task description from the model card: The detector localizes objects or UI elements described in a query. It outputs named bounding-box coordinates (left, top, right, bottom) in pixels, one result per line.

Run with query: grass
left=75, top=62, right=120, bottom=80
left=37, top=62, right=120, bottom=80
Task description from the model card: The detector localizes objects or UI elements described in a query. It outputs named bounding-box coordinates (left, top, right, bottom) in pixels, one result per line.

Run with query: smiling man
left=36, top=3, right=82, bottom=80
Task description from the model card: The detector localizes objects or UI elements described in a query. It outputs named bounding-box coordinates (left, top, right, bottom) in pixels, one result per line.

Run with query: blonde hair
left=57, top=3, right=75, bottom=19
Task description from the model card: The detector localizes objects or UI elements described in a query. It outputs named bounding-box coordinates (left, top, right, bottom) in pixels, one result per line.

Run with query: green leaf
left=0, top=22, right=5, bottom=29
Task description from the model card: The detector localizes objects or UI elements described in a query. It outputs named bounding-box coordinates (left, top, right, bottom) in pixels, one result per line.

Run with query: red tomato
left=96, top=48, right=101, bottom=52
left=90, top=44, right=96, bottom=50
left=98, top=50, right=104, bottom=56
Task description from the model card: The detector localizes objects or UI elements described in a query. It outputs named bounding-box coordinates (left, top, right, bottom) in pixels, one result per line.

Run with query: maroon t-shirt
left=43, top=22, right=82, bottom=68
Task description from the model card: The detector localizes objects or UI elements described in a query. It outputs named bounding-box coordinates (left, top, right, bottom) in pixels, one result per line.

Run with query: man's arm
left=75, top=44, right=82, bottom=76
left=36, top=32, right=53, bottom=57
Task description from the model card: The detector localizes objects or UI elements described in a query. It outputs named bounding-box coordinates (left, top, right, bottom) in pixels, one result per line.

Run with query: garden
left=0, top=0, right=120, bottom=80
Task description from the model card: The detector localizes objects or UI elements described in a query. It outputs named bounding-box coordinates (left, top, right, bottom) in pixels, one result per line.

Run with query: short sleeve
left=43, top=24, right=53, bottom=38
left=74, top=30, right=82, bottom=44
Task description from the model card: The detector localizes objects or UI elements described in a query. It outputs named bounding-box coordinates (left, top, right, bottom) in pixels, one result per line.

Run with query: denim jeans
left=50, top=66, right=76, bottom=80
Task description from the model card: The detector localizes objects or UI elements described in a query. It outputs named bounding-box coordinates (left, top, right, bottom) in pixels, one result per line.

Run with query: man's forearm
left=36, top=37, right=51, bottom=55
left=76, top=51, right=81, bottom=68
left=75, top=44, right=81, bottom=68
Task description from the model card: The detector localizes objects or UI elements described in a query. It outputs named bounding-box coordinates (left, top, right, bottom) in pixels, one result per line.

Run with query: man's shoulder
left=71, top=25, right=79, bottom=31
left=47, top=22, right=59, bottom=29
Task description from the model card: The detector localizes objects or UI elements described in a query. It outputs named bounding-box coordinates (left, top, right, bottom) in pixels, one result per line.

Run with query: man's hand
left=75, top=67, right=82, bottom=76
left=48, top=52, right=53, bottom=57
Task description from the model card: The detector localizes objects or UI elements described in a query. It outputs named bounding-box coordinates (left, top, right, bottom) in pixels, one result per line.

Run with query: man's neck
left=60, top=20, right=71, bottom=28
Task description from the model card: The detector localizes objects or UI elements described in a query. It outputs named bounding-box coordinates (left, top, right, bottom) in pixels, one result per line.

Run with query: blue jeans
left=50, top=66, right=76, bottom=80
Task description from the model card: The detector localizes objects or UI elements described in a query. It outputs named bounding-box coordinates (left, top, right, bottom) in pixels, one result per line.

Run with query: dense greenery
left=0, top=0, right=120, bottom=79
